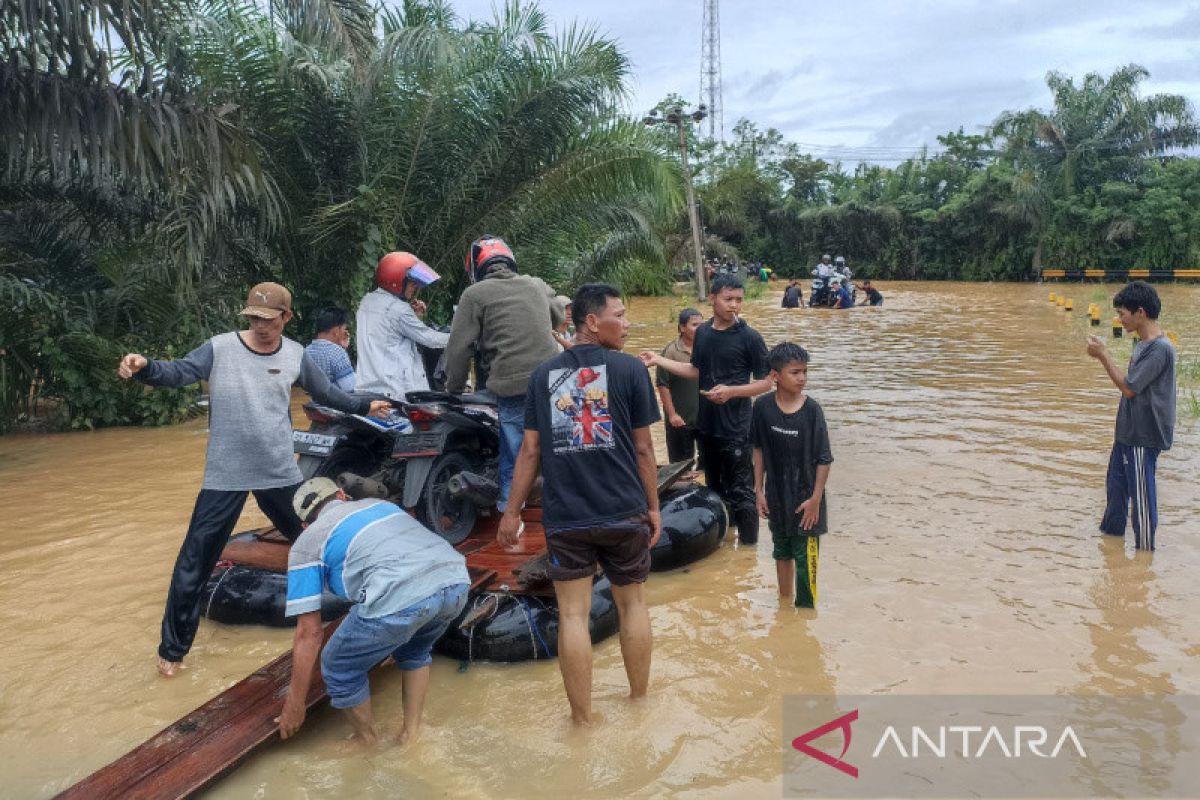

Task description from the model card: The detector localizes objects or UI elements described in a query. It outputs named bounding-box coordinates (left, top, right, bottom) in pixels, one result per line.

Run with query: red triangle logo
left=791, top=708, right=859, bottom=778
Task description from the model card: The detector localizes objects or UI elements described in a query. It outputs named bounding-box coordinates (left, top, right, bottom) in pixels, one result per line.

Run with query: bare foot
left=396, top=725, right=421, bottom=747
left=157, top=657, right=181, bottom=677
left=330, top=731, right=382, bottom=756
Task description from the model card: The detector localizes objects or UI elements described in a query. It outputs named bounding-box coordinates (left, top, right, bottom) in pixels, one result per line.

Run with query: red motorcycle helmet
left=465, top=236, right=516, bottom=284
left=376, top=251, right=440, bottom=295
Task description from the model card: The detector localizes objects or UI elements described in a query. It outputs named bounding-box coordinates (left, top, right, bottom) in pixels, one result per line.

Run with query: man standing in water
left=278, top=478, right=469, bottom=747
left=499, top=283, right=661, bottom=726
left=117, top=283, right=390, bottom=676
left=642, top=274, right=771, bottom=545
left=1087, top=281, right=1176, bottom=551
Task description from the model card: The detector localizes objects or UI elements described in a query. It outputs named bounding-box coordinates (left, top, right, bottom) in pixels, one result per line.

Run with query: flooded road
left=2, top=281, right=1198, bottom=798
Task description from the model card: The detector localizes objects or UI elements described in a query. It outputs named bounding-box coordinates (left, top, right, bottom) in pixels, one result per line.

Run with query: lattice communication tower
left=700, top=0, right=723, bottom=140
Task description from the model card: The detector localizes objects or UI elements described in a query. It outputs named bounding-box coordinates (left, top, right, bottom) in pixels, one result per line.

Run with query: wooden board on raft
left=219, top=461, right=693, bottom=595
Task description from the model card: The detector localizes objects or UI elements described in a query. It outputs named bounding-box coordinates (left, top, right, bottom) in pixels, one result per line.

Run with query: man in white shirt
left=356, top=252, right=449, bottom=401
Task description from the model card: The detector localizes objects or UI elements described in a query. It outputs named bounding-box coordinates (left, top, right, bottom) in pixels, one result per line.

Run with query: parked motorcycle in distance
left=293, top=389, right=500, bottom=545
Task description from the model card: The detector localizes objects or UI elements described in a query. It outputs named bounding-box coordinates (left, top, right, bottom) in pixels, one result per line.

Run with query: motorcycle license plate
left=392, top=432, right=444, bottom=457
left=293, top=430, right=337, bottom=455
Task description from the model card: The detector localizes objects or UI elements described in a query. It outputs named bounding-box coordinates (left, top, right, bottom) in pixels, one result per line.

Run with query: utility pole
left=645, top=105, right=709, bottom=300
left=700, top=0, right=723, bottom=141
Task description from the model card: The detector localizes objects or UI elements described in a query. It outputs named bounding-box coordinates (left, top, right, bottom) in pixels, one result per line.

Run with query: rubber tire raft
left=200, top=484, right=727, bottom=656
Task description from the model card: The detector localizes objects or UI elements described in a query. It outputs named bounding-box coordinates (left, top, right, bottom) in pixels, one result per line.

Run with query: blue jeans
left=496, top=393, right=526, bottom=512
left=320, top=583, right=468, bottom=709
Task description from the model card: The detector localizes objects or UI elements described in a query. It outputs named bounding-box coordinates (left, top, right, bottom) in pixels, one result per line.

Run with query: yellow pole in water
left=1049, top=292, right=1056, bottom=302
left=1089, top=304, right=1101, bottom=326
left=1167, top=331, right=1178, bottom=347
left=1064, top=299, right=1074, bottom=311
left=1056, top=297, right=1065, bottom=308
left=1112, top=317, right=1123, bottom=338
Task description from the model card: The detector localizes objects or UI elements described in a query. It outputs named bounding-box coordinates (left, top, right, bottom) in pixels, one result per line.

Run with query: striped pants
left=1100, top=443, right=1160, bottom=551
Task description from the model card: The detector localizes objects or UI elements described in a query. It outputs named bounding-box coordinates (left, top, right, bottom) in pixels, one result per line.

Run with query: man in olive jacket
left=444, top=236, right=559, bottom=511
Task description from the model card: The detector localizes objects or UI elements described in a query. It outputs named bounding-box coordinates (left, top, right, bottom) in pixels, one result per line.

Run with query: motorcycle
left=293, top=342, right=500, bottom=544
left=809, top=271, right=832, bottom=307
left=294, top=390, right=500, bottom=544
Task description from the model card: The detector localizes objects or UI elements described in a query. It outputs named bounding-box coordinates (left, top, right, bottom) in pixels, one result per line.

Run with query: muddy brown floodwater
left=1, top=281, right=1198, bottom=798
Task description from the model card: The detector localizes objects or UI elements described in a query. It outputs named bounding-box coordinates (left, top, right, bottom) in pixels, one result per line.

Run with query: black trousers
left=697, top=433, right=759, bottom=544
left=158, top=483, right=302, bottom=662
left=664, top=422, right=703, bottom=469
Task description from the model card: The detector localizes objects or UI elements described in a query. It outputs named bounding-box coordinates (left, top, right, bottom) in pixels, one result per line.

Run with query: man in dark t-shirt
left=642, top=274, right=772, bottom=545
left=782, top=280, right=803, bottom=309
left=860, top=280, right=883, bottom=306
left=499, top=283, right=661, bottom=727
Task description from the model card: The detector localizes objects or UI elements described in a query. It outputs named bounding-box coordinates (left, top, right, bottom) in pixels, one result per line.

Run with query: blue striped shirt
left=285, top=499, right=469, bottom=618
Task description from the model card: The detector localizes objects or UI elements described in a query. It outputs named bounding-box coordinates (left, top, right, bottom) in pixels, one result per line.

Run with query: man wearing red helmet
left=356, top=252, right=450, bottom=401
left=444, top=236, right=559, bottom=511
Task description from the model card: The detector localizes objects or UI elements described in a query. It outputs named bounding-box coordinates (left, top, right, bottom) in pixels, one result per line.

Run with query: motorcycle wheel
left=418, top=451, right=478, bottom=545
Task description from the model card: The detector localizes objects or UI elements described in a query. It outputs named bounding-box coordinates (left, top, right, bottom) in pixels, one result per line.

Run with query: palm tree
left=992, top=64, right=1198, bottom=198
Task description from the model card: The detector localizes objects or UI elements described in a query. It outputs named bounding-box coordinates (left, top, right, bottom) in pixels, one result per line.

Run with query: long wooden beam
left=55, top=621, right=340, bottom=800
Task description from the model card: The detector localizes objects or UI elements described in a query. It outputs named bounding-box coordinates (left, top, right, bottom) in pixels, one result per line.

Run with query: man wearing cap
left=117, top=282, right=391, bottom=677
left=356, top=251, right=450, bottom=401
left=277, top=478, right=469, bottom=747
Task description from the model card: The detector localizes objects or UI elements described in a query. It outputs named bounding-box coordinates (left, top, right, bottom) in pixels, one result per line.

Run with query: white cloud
left=446, top=0, right=1200, bottom=162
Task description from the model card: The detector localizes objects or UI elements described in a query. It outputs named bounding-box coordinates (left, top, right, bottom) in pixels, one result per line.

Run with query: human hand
left=275, top=696, right=306, bottom=740
left=647, top=509, right=662, bottom=548
left=756, top=489, right=769, bottom=518
left=411, top=299, right=428, bottom=317
left=638, top=351, right=659, bottom=368
left=117, top=354, right=148, bottom=379
left=705, top=384, right=732, bottom=404
left=796, top=496, right=821, bottom=530
left=497, top=512, right=523, bottom=547
left=338, top=329, right=351, bottom=349
left=1086, top=335, right=1106, bottom=359
left=367, top=400, right=391, bottom=418
left=669, top=413, right=686, bottom=429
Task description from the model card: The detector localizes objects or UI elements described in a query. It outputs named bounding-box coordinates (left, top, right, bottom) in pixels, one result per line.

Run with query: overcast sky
left=451, top=0, right=1200, bottom=163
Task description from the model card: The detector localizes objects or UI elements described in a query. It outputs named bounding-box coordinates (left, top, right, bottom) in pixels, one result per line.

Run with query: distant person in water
left=277, top=479, right=469, bottom=747
left=860, top=280, right=883, bottom=307
left=304, top=306, right=356, bottom=391
left=752, top=343, right=832, bottom=607
left=117, top=283, right=390, bottom=677
left=830, top=277, right=853, bottom=309
left=1087, top=281, right=1175, bottom=551
left=782, top=279, right=803, bottom=309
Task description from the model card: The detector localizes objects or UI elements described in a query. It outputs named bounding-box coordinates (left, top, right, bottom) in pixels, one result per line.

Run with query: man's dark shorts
left=546, top=514, right=651, bottom=586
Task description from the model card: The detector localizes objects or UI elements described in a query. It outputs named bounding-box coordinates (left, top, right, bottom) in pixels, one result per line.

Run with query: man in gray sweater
left=444, top=237, right=559, bottom=511
left=117, top=282, right=390, bottom=677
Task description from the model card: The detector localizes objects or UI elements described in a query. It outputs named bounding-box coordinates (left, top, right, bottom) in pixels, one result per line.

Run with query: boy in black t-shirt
left=751, top=343, right=833, bottom=607
left=642, top=274, right=772, bottom=545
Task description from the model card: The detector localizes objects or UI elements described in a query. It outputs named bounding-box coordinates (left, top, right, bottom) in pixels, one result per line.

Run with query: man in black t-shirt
left=499, top=283, right=661, bottom=727
left=642, top=274, right=772, bottom=545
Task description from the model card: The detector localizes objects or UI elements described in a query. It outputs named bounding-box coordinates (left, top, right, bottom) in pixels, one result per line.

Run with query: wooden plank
left=56, top=620, right=342, bottom=800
